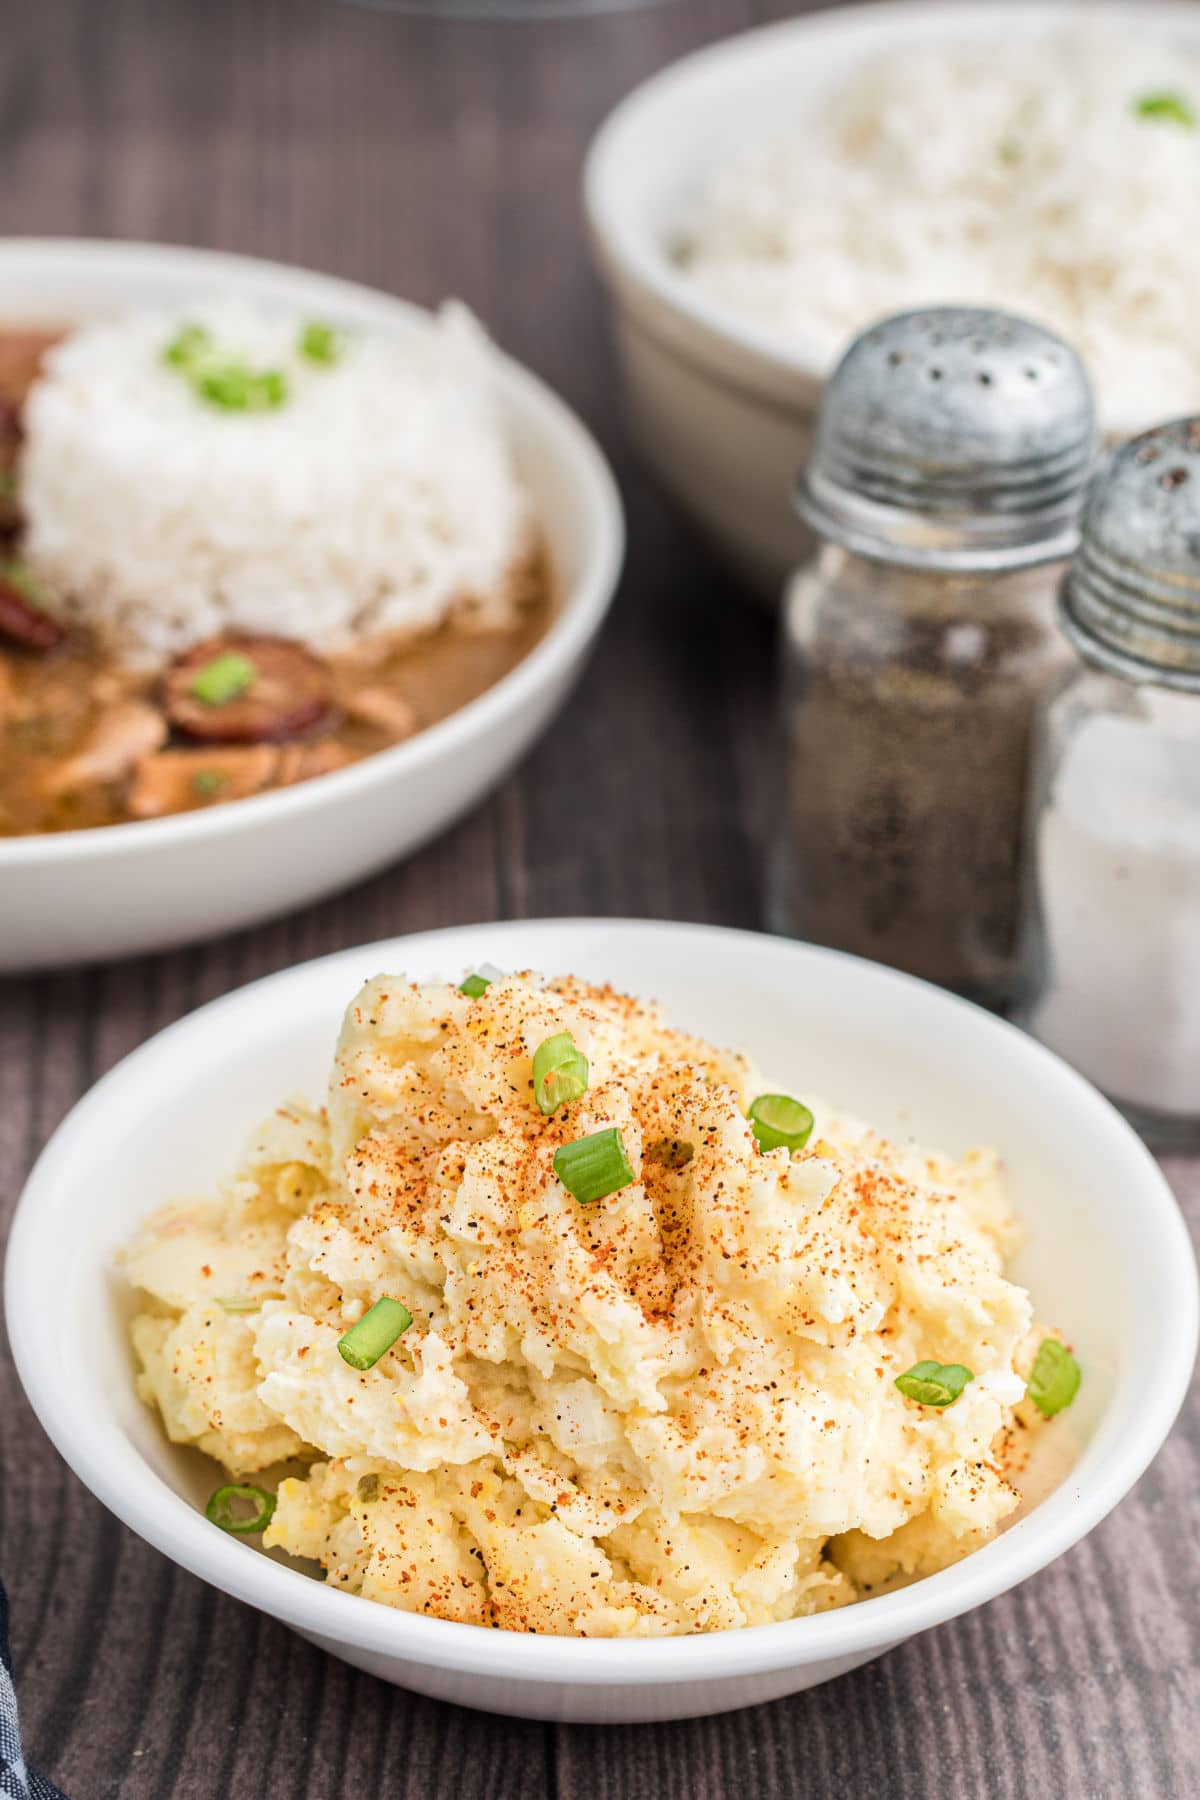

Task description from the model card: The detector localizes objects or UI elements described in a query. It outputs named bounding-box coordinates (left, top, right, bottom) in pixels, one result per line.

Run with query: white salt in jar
left=1016, top=420, right=1200, bottom=1147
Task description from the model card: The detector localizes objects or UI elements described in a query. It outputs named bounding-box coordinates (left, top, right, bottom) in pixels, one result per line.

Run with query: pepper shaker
left=771, top=307, right=1095, bottom=1005
left=1016, top=419, right=1200, bottom=1147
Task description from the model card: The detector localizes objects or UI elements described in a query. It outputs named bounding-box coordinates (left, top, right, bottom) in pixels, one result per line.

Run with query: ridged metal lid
left=1061, top=418, right=1200, bottom=690
left=796, top=307, right=1096, bottom=572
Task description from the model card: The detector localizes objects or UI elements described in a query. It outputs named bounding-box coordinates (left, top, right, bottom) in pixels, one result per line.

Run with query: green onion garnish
left=533, top=1032, right=589, bottom=1116
left=646, top=1137, right=694, bottom=1170
left=553, top=1127, right=634, bottom=1206
left=1134, top=90, right=1196, bottom=127
left=163, top=323, right=213, bottom=369
left=748, top=1094, right=814, bottom=1153
left=356, top=1473, right=380, bottom=1502
left=198, top=363, right=287, bottom=411
left=895, top=1361, right=974, bottom=1408
left=189, top=651, right=256, bottom=707
left=196, top=362, right=254, bottom=410
left=250, top=369, right=288, bottom=410
left=1027, top=1338, right=1081, bottom=1417
left=0, top=559, right=44, bottom=605
left=459, top=973, right=492, bottom=999
left=192, top=770, right=227, bottom=797
left=216, top=1291, right=283, bottom=1313
left=336, top=1296, right=412, bottom=1371
left=165, top=334, right=289, bottom=412
left=299, top=321, right=343, bottom=366
left=205, top=1483, right=276, bottom=1534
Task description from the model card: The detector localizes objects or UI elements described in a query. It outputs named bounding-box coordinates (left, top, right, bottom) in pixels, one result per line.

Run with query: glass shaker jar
left=770, top=308, right=1096, bottom=1007
left=1016, top=419, right=1200, bottom=1148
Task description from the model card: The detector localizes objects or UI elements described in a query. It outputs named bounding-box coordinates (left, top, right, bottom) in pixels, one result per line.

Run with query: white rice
left=681, top=30, right=1200, bottom=429
left=21, top=300, right=538, bottom=667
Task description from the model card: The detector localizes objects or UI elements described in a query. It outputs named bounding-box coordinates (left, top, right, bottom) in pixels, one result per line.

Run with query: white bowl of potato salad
left=7, top=920, right=1197, bottom=1722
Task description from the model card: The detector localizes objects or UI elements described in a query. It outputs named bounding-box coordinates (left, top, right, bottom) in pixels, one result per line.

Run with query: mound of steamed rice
left=20, top=300, right=538, bottom=668
left=680, top=30, right=1200, bottom=429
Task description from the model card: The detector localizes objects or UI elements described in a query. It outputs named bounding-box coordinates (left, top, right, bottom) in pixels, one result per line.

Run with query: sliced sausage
left=0, top=403, right=22, bottom=534
left=0, top=335, right=61, bottom=536
left=0, top=577, right=66, bottom=652
left=164, top=635, right=332, bottom=743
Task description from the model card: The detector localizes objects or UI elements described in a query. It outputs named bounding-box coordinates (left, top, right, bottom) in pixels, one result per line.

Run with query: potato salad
left=122, top=969, right=1078, bottom=1636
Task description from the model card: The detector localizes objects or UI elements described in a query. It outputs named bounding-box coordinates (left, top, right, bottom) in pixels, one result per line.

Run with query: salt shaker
left=771, top=307, right=1095, bottom=1005
left=1016, top=419, right=1200, bottom=1147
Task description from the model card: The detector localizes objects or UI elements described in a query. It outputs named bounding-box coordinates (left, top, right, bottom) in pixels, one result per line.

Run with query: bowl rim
left=0, top=238, right=624, bottom=867
left=7, top=916, right=1197, bottom=1687
left=583, top=0, right=1200, bottom=413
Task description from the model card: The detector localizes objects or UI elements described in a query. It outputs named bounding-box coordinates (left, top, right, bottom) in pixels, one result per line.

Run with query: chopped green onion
left=163, top=323, right=212, bottom=368
left=195, top=361, right=287, bottom=411
left=217, top=1290, right=283, bottom=1312
left=164, top=324, right=290, bottom=412
left=356, top=1473, right=380, bottom=1502
left=1134, top=90, right=1196, bottom=127
left=299, top=321, right=344, bottom=365
left=895, top=1360, right=974, bottom=1408
left=0, top=559, right=44, bottom=605
left=533, top=1032, right=589, bottom=1116
left=459, top=973, right=492, bottom=999
left=749, top=1093, right=814, bottom=1153
left=1027, top=1338, right=1081, bottom=1417
left=192, top=769, right=227, bottom=797
left=250, top=368, right=288, bottom=410
left=189, top=650, right=256, bottom=706
left=205, top=1482, right=276, bottom=1534
left=646, top=1137, right=694, bottom=1171
left=337, top=1296, right=412, bottom=1371
left=195, top=362, right=248, bottom=409
left=197, top=362, right=262, bottom=411
left=553, top=1127, right=634, bottom=1206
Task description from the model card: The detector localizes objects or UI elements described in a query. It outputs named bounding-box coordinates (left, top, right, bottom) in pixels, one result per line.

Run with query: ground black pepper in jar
left=769, top=308, right=1096, bottom=1006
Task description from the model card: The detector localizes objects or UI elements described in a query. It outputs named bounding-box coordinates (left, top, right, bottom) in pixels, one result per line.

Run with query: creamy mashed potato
left=123, top=970, right=1048, bottom=1637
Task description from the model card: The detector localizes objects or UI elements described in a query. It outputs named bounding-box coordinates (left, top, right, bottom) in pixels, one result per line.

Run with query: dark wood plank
left=0, top=2, right=1196, bottom=1797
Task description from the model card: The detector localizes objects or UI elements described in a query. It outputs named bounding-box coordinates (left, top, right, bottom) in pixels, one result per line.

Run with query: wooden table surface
left=0, top=1, right=1196, bottom=1794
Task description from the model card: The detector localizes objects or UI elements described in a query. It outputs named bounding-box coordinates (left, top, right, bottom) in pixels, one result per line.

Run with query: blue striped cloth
left=0, top=1586, right=66, bottom=1800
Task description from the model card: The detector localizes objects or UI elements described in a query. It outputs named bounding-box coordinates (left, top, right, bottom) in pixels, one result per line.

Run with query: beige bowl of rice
left=584, top=1, right=1200, bottom=597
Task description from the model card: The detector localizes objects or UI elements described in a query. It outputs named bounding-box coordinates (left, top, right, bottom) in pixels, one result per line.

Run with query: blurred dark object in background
left=341, top=0, right=672, bottom=16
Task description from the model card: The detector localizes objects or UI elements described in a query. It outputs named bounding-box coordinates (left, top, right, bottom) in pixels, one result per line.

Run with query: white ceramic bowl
left=7, top=918, right=1196, bottom=1723
left=583, top=0, right=1194, bottom=597
left=0, top=241, right=623, bottom=971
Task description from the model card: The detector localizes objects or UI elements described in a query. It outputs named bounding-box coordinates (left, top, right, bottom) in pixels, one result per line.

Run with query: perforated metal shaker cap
left=1061, top=419, right=1200, bottom=691
left=796, top=308, right=1096, bottom=572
